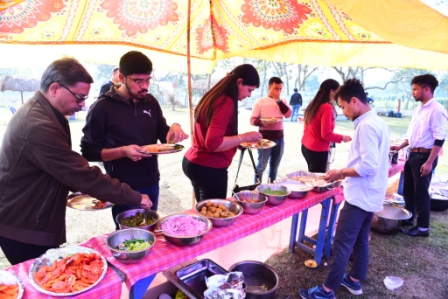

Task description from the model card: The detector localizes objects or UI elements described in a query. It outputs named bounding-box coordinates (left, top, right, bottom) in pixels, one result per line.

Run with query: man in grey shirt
left=300, top=79, right=390, bottom=299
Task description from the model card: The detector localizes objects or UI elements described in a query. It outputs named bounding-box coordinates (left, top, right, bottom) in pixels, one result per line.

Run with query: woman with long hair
left=301, top=79, right=351, bottom=173
left=183, top=64, right=262, bottom=201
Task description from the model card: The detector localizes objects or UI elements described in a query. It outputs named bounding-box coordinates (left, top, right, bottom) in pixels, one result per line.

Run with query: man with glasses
left=0, top=57, right=152, bottom=265
left=81, top=51, right=189, bottom=229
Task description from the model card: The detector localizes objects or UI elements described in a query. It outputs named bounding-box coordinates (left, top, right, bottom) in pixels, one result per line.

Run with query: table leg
left=289, top=214, right=299, bottom=253
left=397, top=171, right=405, bottom=195
left=130, top=274, right=156, bottom=299
left=313, top=198, right=331, bottom=264
left=325, top=200, right=340, bottom=258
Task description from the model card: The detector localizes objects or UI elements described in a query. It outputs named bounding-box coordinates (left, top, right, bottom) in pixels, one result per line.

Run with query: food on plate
left=116, top=237, right=153, bottom=252
left=143, top=144, right=175, bottom=152
left=240, top=139, right=272, bottom=148
left=199, top=200, right=236, bottom=218
left=0, top=271, right=19, bottom=299
left=33, top=252, right=104, bottom=294
left=260, top=117, right=280, bottom=123
left=118, top=211, right=157, bottom=227
left=260, top=188, right=288, bottom=196
left=304, top=259, right=318, bottom=268
left=92, top=200, right=108, bottom=209
left=160, top=215, right=208, bottom=236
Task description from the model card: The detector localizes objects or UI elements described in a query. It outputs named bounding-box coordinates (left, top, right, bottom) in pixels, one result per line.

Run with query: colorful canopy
left=0, top=0, right=447, bottom=72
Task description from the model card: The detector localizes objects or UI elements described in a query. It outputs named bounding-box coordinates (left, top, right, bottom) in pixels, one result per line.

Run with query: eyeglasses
left=58, top=83, right=88, bottom=103
left=126, top=76, right=151, bottom=86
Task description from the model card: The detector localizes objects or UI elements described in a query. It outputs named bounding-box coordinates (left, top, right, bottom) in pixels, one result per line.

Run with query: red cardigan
left=301, top=103, right=343, bottom=152
left=184, top=95, right=237, bottom=168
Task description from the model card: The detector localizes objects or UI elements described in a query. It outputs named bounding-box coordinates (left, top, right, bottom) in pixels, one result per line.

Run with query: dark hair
left=40, top=57, right=93, bottom=92
left=335, top=78, right=367, bottom=104
left=194, top=64, right=259, bottom=134
left=112, top=67, right=120, bottom=72
left=411, top=74, right=438, bottom=94
left=119, top=51, right=152, bottom=76
left=294, top=88, right=298, bottom=92
left=269, top=77, right=283, bottom=85
left=304, top=79, right=340, bottom=125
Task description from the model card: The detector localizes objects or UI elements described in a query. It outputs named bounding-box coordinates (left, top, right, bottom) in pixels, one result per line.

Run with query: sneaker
left=341, top=274, right=363, bottom=295
left=299, top=284, right=335, bottom=299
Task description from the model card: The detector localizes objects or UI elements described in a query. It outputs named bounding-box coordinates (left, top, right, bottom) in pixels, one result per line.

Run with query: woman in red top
left=301, top=79, right=351, bottom=173
left=183, top=64, right=262, bottom=201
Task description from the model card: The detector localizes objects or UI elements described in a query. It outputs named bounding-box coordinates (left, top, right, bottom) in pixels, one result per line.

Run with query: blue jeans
left=111, top=183, right=160, bottom=230
left=291, top=104, right=301, bottom=122
left=324, top=201, right=373, bottom=290
left=255, top=137, right=284, bottom=183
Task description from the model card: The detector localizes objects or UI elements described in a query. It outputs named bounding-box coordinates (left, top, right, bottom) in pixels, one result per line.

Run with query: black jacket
left=81, top=88, right=170, bottom=189
left=289, top=92, right=302, bottom=106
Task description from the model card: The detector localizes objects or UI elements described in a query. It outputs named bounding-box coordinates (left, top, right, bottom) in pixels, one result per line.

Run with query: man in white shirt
left=391, top=74, right=447, bottom=237
left=250, top=77, right=292, bottom=183
left=300, top=79, right=390, bottom=299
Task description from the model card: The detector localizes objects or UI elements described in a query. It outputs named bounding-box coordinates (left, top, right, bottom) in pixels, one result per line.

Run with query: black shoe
left=400, top=219, right=414, bottom=227
left=401, top=226, right=429, bottom=237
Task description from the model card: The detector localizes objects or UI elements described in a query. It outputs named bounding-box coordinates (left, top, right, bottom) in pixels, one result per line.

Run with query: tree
left=294, top=64, right=319, bottom=92
left=390, top=68, right=429, bottom=110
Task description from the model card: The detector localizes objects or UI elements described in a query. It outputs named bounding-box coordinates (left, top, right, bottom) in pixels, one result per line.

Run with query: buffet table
left=4, top=188, right=340, bottom=299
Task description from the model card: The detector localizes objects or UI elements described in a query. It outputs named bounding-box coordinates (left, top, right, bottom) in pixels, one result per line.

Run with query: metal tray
left=171, top=259, right=228, bottom=299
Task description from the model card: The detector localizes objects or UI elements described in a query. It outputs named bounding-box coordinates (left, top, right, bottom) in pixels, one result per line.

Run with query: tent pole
left=187, top=0, right=196, bottom=207
left=21, top=91, right=24, bottom=105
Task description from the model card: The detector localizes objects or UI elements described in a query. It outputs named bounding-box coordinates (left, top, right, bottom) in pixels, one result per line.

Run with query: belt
left=409, top=147, right=432, bottom=153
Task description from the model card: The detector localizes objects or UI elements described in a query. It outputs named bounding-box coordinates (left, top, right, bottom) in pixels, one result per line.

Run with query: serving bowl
left=256, top=184, right=290, bottom=206
left=234, top=191, right=267, bottom=214
left=116, top=209, right=159, bottom=231
left=229, top=260, right=279, bottom=299
left=371, top=203, right=412, bottom=234
left=273, top=179, right=313, bottom=199
left=196, top=199, right=243, bottom=227
left=157, top=213, right=212, bottom=246
left=106, top=228, right=155, bottom=264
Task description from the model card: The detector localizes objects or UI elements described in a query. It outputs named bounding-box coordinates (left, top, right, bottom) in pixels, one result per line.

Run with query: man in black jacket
left=289, top=88, right=302, bottom=122
left=81, top=51, right=189, bottom=229
left=98, top=67, right=120, bottom=96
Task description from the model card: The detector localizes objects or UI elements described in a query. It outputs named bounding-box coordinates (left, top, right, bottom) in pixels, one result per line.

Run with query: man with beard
left=81, top=51, right=189, bottom=229
left=0, top=57, right=152, bottom=264
left=391, top=74, right=447, bottom=237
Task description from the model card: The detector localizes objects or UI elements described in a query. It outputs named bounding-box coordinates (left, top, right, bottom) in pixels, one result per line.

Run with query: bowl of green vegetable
left=116, top=209, right=159, bottom=231
left=106, top=228, right=156, bottom=263
left=256, top=184, right=291, bottom=206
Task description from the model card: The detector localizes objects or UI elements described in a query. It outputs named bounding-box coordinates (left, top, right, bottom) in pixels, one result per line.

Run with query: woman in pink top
left=183, top=64, right=262, bottom=202
left=301, top=79, right=351, bottom=172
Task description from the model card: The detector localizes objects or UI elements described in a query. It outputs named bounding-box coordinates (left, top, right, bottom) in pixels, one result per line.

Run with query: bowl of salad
left=106, top=228, right=156, bottom=263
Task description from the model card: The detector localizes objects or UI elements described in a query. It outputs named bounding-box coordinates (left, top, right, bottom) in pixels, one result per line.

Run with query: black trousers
left=403, top=152, right=437, bottom=228
left=182, top=157, right=228, bottom=202
left=0, top=235, right=56, bottom=265
left=301, top=144, right=329, bottom=173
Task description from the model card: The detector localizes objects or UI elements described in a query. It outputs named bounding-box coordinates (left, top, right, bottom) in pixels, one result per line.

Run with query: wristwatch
left=276, top=99, right=281, bottom=104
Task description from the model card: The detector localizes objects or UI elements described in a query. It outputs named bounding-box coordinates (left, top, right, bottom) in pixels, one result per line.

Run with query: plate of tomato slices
left=29, top=246, right=107, bottom=296
left=0, top=270, right=24, bottom=299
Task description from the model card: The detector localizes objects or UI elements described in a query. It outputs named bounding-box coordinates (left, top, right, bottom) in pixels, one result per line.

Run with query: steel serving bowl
left=234, top=191, right=268, bottom=214
left=273, top=178, right=313, bottom=199
left=196, top=199, right=243, bottom=227
left=229, top=260, right=279, bottom=299
left=371, top=203, right=412, bottom=234
left=116, top=209, right=159, bottom=231
left=106, top=228, right=156, bottom=264
left=157, top=213, right=213, bottom=246
left=256, top=184, right=290, bottom=206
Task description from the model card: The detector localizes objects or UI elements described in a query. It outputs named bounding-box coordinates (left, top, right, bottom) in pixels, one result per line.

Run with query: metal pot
left=371, top=203, right=412, bottom=234
left=430, top=194, right=448, bottom=211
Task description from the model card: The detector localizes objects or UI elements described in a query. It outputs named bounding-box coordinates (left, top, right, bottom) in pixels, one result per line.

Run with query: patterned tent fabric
left=0, top=0, right=447, bottom=71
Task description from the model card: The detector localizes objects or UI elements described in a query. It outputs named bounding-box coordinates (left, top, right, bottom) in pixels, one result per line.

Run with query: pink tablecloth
left=83, top=188, right=341, bottom=288
left=388, top=159, right=405, bottom=178
left=4, top=259, right=123, bottom=299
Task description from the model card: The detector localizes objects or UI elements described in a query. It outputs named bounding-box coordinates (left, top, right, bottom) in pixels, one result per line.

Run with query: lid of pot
left=431, top=193, right=448, bottom=201
left=375, top=203, right=411, bottom=220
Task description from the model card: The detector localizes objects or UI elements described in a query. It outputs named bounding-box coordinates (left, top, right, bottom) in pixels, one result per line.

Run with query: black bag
left=231, top=148, right=260, bottom=196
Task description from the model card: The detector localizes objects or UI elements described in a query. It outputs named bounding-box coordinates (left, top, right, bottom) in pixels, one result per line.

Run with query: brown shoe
left=401, top=226, right=429, bottom=237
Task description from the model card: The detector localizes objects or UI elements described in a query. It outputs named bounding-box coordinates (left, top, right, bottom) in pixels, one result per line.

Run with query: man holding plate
left=250, top=77, right=292, bottom=183
left=81, top=51, right=189, bottom=229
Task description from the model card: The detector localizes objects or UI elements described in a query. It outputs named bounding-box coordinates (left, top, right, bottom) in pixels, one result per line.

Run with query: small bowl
left=273, top=179, right=313, bottom=199
left=195, top=199, right=243, bottom=227
left=106, top=228, right=156, bottom=264
left=116, top=209, right=159, bottom=231
left=157, top=213, right=212, bottom=246
left=256, top=184, right=290, bottom=206
left=234, top=191, right=267, bottom=214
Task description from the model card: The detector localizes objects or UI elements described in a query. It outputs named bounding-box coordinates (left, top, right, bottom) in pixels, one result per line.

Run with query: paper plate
left=66, top=193, right=113, bottom=211
left=0, top=270, right=24, bottom=299
left=304, top=259, right=318, bottom=268
left=240, top=139, right=276, bottom=149
left=29, top=246, right=107, bottom=296
left=260, top=117, right=282, bottom=123
left=139, top=143, right=184, bottom=154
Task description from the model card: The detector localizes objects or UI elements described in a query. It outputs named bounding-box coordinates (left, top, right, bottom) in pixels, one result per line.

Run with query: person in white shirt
left=391, top=74, right=447, bottom=237
left=300, top=79, right=390, bottom=299
left=250, top=77, right=292, bottom=183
